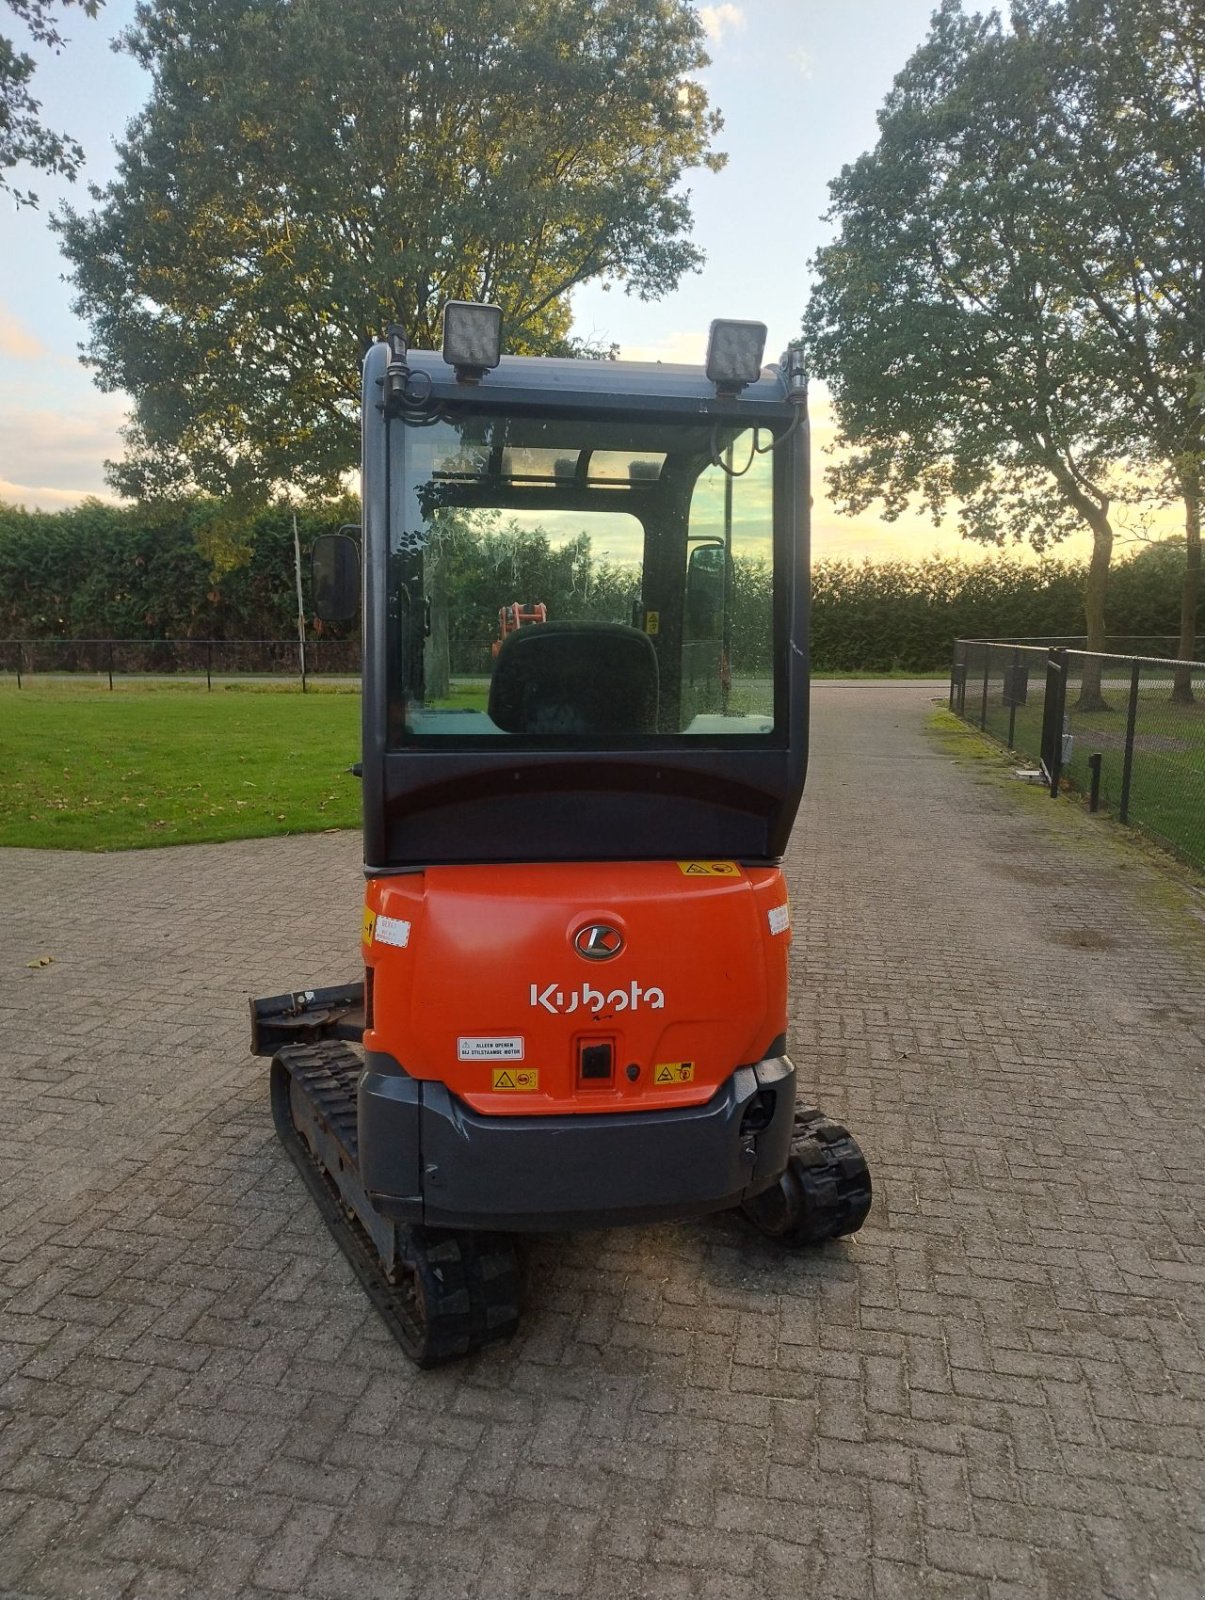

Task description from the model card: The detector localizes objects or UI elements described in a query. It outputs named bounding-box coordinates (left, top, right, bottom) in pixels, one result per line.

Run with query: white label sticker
left=457, top=1036, right=525, bottom=1062
left=375, top=915, right=411, bottom=949
left=768, top=903, right=791, bottom=936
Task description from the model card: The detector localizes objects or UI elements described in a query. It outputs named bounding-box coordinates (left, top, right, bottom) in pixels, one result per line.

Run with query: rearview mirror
left=312, top=527, right=360, bottom=623
left=685, top=541, right=727, bottom=640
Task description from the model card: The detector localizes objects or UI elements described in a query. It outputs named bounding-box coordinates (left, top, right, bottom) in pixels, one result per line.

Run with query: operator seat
left=488, top=621, right=659, bottom=735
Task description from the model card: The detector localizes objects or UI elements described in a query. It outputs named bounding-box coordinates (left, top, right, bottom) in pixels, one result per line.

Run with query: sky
left=0, top=0, right=1104, bottom=564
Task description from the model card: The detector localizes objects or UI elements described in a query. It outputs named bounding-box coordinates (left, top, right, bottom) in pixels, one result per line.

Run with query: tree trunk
left=1171, top=480, right=1200, bottom=705
left=1076, top=509, right=1113, bottom=712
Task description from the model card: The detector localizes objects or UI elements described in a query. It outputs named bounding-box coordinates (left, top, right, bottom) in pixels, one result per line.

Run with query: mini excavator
left=250, top=304, right=871, bottom=1366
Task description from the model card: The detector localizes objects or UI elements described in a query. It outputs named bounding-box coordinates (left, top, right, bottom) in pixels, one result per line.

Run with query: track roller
left=270, top=1041, right=521, bottom=1368
left=742, top=1103, right=872, bottom=1246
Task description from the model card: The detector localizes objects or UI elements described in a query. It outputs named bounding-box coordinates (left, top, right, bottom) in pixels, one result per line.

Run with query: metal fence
left=951, top=639, right=1205, bottom=872
left=0, top=636, right=544, bottom=688
left=0, top=637, right=362, bottom=689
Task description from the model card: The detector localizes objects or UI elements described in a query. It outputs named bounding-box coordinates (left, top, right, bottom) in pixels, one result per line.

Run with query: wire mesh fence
left=951, top=639, right=1205, bottom=872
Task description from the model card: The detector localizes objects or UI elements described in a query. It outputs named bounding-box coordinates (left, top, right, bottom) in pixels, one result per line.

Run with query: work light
left=442, top=301, right=503, bottom=381
left=705, top=319, right=767, bottom=394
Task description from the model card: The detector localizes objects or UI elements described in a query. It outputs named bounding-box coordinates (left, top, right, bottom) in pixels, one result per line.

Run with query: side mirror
left=312, top=527, right=360, bottom=623
left=685, top=541, right=727, bottom=640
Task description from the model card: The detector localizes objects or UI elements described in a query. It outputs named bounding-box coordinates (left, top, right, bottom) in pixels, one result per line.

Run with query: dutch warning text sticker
left=676, top=861, right=741, bottom=877
left=458, top=1036, right=525, bottom=1062
left=375, top=915, right=411, bottom=949
left=491, top=1067, right=539, bottom=1092
left=653, top=1062, right=695, bottom=1084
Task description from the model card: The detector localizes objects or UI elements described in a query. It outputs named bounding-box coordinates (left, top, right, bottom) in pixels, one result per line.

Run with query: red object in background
left=491, top=601, right=548, bottom=658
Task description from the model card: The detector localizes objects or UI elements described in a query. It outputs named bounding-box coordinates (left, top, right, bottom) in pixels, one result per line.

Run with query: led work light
left=705, top=319, right=767, bottom=395
left=442, top=301, right=503, bottom=382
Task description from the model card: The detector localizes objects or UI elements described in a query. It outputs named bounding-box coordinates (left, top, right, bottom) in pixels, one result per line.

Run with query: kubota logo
left=573, top=923, right=624, bottom=961
left=530, top=981, right=665, bottom=1015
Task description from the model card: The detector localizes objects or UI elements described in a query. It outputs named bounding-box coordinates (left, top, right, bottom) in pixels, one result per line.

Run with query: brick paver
left=1, top=682, right=1203, bottom=1599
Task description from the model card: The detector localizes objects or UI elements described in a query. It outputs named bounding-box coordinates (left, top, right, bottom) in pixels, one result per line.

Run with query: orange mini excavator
left=250, top=304, right=871, bottom=1366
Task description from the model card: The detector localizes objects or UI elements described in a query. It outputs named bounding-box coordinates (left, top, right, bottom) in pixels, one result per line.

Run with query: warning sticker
left=676, top=861, right=741, bottom=878
left=653, top=1062, right=695, bottom=1084
left=491, top=1067, right=540, bottom=1091
left=644, top=610, right=660, bottom=636
left=361, top=908, right=376, bottom=944
left=375, top=915, right=411, bottom=949
left=458, top=1036, right=524, bottom=1062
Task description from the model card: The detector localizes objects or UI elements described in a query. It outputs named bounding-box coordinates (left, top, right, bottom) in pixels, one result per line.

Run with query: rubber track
left=270, top=1041, right=520, bottom=1368
left=741, top=1100, right=873, bottom=1245
left=790, top=1103, right=873, bottom=1239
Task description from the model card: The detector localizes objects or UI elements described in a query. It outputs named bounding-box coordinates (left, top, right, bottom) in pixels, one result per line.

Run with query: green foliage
left=56, top=0, right=723, bottom=500
left=803, top=1, right=1126, bottom=555
left=0, top=680, right=361, bottom=849
left=0, top=494, right=359, bottom=639
left=2, top=0, right=100, bottom=204
left=2, top=498, right=1197, bottom=674
left=803, top=0, right=1205, bottom=668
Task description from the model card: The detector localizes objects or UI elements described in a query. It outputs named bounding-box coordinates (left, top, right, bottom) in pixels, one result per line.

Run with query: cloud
left=0, top=478, right=119, bottom=511
left=0, top=308, right=49, bottom=363
left=617, top=330, right=707, bottom=366
left=794, top=47, right=814, bottom=80
left=699, top=4, right=745, bottom=44
left=0, top=398, right=128, bottom=507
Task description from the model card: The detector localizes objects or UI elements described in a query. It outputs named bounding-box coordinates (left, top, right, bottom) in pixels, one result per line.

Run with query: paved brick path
left=2, top=682, right=1203, bottom=1600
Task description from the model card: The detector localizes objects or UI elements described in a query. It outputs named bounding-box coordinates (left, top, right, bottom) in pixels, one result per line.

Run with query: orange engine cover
left=362, top=861, right=791, bottom=1116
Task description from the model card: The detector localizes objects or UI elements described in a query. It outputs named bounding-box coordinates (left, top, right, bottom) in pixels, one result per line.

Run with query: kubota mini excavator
left=250, top=303, right=871, bottom=1366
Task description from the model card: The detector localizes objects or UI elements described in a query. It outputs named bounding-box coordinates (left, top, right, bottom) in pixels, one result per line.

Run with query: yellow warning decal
left=653, top=1062, right=695, bottom=1084
left=492, top=1068, right=540, bottom=1092
left=676, top=860, right=741, bottom=877
left=362, top=908, right=376, bottom=944
left=644, top=610, right=660, bottom=635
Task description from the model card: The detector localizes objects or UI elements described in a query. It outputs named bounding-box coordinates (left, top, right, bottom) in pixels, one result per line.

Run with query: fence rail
left=0, top=636, right=366, bottom=689
left=951, top=639, right=1205, bottom=872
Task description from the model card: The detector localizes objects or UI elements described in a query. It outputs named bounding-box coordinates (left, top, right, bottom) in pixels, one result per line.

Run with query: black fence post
left=1007, top=648, right=1020, bottom=749
left=107, top=641, right=114, bottom=691
left=1041, top=648, right=1068, bottom=798
left=206, top=640, right=213, bottom=693
left=15, top=642, right=21, bottom=690
left=949, top=647, right=967, bottom=715
left=1088, top=753, right=1103, bottom=813
left=979, top=645, right=991, bottom=730
left=1118, top=659, right=1141, bottom=824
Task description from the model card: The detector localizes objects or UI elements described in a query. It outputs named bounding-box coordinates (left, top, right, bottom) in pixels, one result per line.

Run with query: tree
left=56, top=0, right=724, bottom=501
left=1016, top=0, right=1204, bottom=698
left=2, top=0, right=100, bottom=205
left=801, top=1, right=1166, bottom=707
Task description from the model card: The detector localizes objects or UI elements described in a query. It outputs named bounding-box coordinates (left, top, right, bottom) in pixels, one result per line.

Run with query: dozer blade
left=250, top=982, right=365, bottom=1057
left=270, top=1041, right=521, bottom=1367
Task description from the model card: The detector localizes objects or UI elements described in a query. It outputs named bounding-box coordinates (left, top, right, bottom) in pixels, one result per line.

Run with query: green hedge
left=0, top=498, right=1195, bottom=671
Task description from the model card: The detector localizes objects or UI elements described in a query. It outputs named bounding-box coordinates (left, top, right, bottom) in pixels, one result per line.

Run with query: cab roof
left=365, top=342, right=799, bottom=421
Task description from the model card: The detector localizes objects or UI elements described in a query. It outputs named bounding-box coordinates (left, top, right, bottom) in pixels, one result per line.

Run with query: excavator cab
left=252, top=305, right=871, bottom=1366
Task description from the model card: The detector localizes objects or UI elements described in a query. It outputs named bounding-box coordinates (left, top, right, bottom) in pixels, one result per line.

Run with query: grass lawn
left=975, top=679, right=1205, bottom=870
left=0, top=680, right=362, bottom=850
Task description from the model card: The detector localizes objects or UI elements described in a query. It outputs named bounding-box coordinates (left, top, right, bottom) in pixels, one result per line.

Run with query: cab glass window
left=387, top=415, right=781, bottom=744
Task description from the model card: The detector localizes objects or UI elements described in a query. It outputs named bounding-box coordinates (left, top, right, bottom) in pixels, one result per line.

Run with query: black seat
left=488, top=621, right=659, bottom=735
